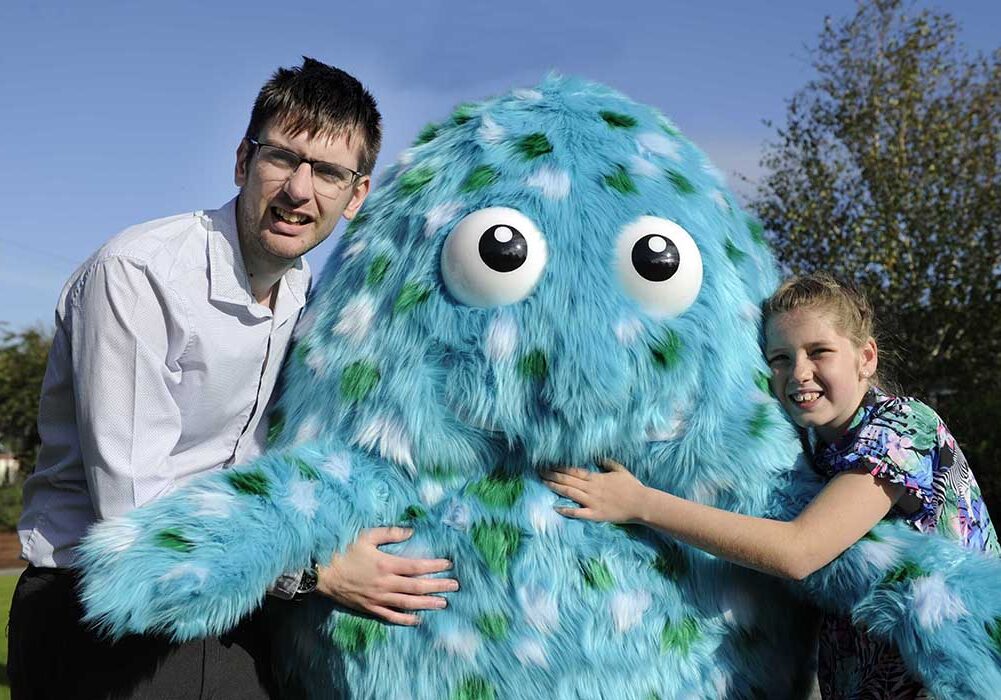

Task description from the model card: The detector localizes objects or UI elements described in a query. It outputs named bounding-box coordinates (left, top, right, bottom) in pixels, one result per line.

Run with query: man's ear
left=234, top=139, right=251, bottom=187
left=342, top=176, right=372, bottom=220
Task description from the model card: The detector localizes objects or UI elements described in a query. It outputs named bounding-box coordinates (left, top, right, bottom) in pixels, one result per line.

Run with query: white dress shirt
left=19, top=198, right=310, bottom=567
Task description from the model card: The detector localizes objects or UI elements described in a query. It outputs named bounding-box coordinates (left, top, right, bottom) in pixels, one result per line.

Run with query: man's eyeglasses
left=247, top=138, right=363, bottom=197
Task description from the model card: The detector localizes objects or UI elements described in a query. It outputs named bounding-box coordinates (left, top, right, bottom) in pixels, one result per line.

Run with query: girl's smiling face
left=764, top=308, right=878, bottom=444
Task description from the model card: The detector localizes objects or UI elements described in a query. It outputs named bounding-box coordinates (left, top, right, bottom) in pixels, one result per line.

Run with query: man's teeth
left=273, top=207, right=308, bottom=224
left=792, top=391, right=821, bottom=403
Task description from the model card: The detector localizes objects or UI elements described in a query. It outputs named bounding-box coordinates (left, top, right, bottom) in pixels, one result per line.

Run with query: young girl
left=543, top=273, right=999, bottom=698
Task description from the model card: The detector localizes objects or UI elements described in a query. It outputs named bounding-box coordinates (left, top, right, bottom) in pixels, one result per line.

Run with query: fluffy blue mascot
left=79, top=77, right=1001, bottom=698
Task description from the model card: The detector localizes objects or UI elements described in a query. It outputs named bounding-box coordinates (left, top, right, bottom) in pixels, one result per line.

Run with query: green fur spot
left=293, top=339, right=312, bottom=367
left=471, top=521, right=521, bottom=578
left=462, top=165, right=499, bottom=192
left=451, top=103, right=477, bottom=125
left=400, top=504, right=427, bottom=522
left=748, top=404, right=771, bottom=438
left=581, top=558, right=615, bottom=591
left=646, top=693, right=662, bottom=700
left=399, top=166, right=436, bottom=195
left=753, top=370, right=771, bottom=394
left=650, top=330, right=682, bottom=369
left=227, top=469, right=271, bottom=497
left=293, top=457, right=320, bottom=481
left=985, top=617, right=1001, bottom=654
left=660, top=617, right=700, bottom=655
left=340, top=361, right=380, bottom=402
left=331, top=616, right=387, bottom=653
left=747, top=217, right=766, bottom=245
left=666, top=170, right=696, bottom=195
left=604, top=165, right=637, bottom=195
left=660, top=120, right=680, bottom=136
left=882, top=561, right=927, bottom=585
left=343, top=209, right=369, bottom=239
left=601, top=110, right=638, bottom=129
left=414, top=122, right=440, bottom=146
left=267, top=411, right=285, bottom=446
left=517, top=349, right=548, bottom=380
left=475, top=613, right=509, bottom=640
left=427, top=463, right=461, bottom=481
left=453, top=676, right=496, bottom=700
left=862, top=529, right=883, bottom=542
left=652, top=543, right=689, bottom=581
left=725, top=239, right=747, bottom=264
left=366, top=255, right=391, bottom=288
left=394, top=282, right=432, bottom=314
left=154, top=528, right=195, bottom=553
left=613, top=523, right=646, bottom=539
left=516, top=132, right=553, bottom=160
left=470, top=473, right=524, bottom=509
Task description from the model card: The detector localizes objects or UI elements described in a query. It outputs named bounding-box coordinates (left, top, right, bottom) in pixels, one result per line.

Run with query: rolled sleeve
left=70, top=257, right=187, bottom=519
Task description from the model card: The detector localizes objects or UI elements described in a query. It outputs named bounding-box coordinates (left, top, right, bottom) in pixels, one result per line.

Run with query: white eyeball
left=441, top=207, right=548, bottom=307
left=615, top=216, right=703, bottom=318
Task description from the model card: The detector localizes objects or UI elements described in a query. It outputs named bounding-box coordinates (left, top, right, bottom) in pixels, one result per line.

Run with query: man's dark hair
left=245, top=57, right=382, bottom=175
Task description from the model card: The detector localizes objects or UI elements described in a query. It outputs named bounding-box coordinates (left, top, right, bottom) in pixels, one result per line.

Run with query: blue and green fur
left=78, top=77, right=1001, bottom=698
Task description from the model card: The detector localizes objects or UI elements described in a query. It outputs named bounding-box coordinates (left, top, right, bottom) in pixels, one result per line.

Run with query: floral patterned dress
left=812, top=389, right=999, bottom=699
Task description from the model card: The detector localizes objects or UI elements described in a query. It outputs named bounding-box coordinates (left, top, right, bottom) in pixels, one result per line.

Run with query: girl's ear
left=859, top=337, right=878, bottom=380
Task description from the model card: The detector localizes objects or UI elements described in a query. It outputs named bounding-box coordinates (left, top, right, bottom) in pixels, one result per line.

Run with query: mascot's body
left=80, top=78, right=1001, bottom=698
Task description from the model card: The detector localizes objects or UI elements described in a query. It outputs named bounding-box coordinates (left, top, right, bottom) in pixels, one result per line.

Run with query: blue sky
left=2, top=0, right=999, bottom=330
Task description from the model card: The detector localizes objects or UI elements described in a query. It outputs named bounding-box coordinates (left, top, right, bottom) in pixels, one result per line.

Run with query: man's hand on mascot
left=543, top=458, right=647, bottom=524
left=316, top=526, right=459, bottom=626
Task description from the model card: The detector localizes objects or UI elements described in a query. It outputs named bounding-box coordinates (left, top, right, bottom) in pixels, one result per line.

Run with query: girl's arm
left=543, top=459, right=904, bottom=580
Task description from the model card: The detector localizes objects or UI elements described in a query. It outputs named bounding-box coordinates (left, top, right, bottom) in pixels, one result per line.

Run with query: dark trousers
left=7, top=565, right=277, bottom=700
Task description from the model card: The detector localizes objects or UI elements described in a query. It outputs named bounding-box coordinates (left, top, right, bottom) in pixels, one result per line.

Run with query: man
left=9, top=58, right=456, bottom=700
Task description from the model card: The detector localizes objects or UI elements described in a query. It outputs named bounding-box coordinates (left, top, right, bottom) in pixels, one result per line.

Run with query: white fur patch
left=628, top=155, right=660, bottom=178
left=419, top=480, right=445, bottom=507
left=740, top=302, right=761, bottom=322
left=342, top=239, right=367, bottom=260
left=294, top=415, right=321, bottom=444
left=646, top=414, right=685, bottom=442
left=858, top=537, right=902, bottom=573
left=424, top=201, right=463, bottom=238
left=397, top=149, right=415, bottom=167
left=525, top=167, right=571, bottom=200
left=711, top=669, right=730, bottom=698
left=286, top=479, right=319, bottom=518
left=159, top=562, right=210, bottom=586
left=710, top=189, right=730, bottom=211
left=485, top=313, right=518, bottom=361
left=517, top=585, right=559, bottom=634
left=912, top=572, right=967, bottom=630
left=512, top=88, right=542, bottom=101
left=293, top=306, right=318, bottom=341
left=637, top=132, right=681, bottom=161
left=514, top=638, right=549, bottom=668
left=190, top=490, right=234, bottom=519
left=720, top=586, right=755, bottom=629
left=614, top=316, right=644, bottom=345
left=478, top=115, right=505, bottom=144
left=701, top=159, right=725, bottom=185
left=441, top=499, right=472, bottom=532
left=354, top=414, right=416, bottom=475
left=320, top=452, right=352, bottom=483
left=93, top=519, right=142, bottom=553
left=527, top=493, right=563, bottom=536
left=333, top=293, right=376, bottom=346
left=610, top=589, right=652, bottom=633
left=305, top=349, right=328, bottom=376
left=436, top=627, right=481, bottom=660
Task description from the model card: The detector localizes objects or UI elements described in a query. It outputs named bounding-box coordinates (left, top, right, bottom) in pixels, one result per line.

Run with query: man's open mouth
left=271, top=206, right=312, bottom=225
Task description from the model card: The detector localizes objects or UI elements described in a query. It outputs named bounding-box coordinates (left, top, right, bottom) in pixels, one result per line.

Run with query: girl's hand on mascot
left=542, top=458, right=648, bottom=524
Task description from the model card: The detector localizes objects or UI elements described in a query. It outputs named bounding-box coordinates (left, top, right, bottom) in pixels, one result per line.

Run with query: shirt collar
left=202, top=197, right=310, bottom=324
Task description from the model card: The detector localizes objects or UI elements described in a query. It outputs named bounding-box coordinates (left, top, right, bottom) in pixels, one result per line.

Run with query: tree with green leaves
left=0, top=324, right=52, bottom=469
left=753, top=0, right=1000, bottom=512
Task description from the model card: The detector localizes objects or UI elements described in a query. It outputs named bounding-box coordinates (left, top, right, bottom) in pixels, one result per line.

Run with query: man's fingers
left=541, top=470, right=586, bottom=487
left=597, top=458, right=627, bottom=473
left=382, top=592, right=449, bottom=611
left=362, top=526, right=414, bottom=545
left=393, top=574, right=460, bottom=595
left=386, top=555, right=454, bottom=577
left=368, top=606, right=420, bottom=627
left=555, top=506, right=598, bottom=520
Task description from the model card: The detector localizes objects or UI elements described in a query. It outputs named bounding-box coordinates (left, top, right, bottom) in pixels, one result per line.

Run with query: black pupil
left=632, top=234, right=680, bottom=281
left=479, top=225, right=527, bottom=273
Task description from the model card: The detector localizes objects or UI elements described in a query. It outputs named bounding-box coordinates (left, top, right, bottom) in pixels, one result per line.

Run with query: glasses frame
left=247, top=138, right=364, bottom=193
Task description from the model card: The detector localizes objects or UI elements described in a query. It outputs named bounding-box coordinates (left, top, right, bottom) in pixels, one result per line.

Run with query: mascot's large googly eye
left=441, top=207, right=548, bottom=307
left=615, top=216, right=703, bottom=318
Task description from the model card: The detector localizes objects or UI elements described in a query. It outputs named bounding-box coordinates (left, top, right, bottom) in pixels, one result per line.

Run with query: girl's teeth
left=793, top=391, right=820, bottom=403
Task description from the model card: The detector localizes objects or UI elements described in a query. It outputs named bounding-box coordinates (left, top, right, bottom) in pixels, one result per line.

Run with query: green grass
left=1, top=572, right=18, bottom=698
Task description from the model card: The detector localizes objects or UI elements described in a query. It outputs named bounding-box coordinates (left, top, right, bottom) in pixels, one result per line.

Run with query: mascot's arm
left=770, top=472, right=1001, bottom=698
left=75, top=439, right=415, bottom=642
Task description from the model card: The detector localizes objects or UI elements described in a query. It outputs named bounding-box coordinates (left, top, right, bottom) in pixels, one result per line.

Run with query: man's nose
left=283, top=162, right=314, bottom=202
